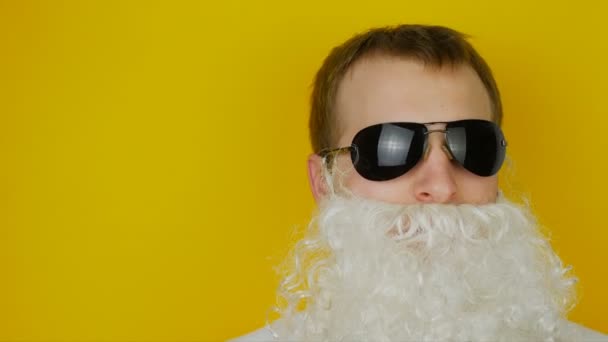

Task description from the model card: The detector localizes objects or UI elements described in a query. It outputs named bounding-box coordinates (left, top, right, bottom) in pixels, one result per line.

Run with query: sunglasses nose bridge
left=422, top=129, right=453, bottom=161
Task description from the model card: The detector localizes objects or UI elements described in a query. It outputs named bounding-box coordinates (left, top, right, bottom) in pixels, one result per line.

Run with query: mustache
left=320, top=196, right=510, bottom=246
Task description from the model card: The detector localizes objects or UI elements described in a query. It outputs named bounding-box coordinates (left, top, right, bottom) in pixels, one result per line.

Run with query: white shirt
left=229, top=319, right=608, bottom=341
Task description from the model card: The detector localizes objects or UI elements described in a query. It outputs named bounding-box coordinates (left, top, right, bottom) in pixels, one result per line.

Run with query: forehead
left=334, top=55, right=493, bottom=145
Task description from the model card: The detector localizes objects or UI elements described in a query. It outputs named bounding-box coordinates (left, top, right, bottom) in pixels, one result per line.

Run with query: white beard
left=271, top=194, right=576, bottom=341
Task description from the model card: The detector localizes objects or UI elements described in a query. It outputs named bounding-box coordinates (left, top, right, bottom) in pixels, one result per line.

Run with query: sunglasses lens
left=351, top=123, right=425, bottom=181
left=446, top=120, right=506, bottom=177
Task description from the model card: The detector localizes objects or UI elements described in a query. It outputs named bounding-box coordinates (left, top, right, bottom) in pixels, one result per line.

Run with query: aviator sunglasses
left=319, top=119, right=507, bottom=181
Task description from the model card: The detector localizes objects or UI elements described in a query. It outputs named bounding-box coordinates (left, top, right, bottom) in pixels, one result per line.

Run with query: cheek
left=345, top=174, right=379, bottom=197
left=333, top=157, right=383, bottom=197
left=458, top=174, right=499, bottom=204
left=335, top=157, right=363, bottom=190
left=340, top=163, right=417, bottom=203
left=346, top=176, right=401, bottom=202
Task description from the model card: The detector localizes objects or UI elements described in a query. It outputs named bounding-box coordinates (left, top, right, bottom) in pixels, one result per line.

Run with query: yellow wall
left=0, top=1, right=606, bottom=340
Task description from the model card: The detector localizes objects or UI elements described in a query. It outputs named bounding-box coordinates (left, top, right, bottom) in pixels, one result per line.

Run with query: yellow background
left=0, top=1, right=606, bottom=340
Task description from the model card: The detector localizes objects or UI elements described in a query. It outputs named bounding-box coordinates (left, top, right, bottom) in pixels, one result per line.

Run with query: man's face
left=282, top=55, right=574, bottom=340
left=325, top=55, right=498, bottom=204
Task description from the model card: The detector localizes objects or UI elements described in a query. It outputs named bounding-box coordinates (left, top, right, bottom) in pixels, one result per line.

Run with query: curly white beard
left=271, top=194, right=576, bottom=341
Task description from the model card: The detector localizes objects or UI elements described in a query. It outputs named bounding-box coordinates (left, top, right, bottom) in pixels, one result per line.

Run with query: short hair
left=309, top=24, right=502, bottom=154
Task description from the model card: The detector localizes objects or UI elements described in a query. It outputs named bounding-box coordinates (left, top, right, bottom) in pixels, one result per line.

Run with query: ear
left=307, top=153, right=328, bottom=203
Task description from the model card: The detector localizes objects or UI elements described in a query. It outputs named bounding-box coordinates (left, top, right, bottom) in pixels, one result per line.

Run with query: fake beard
left=271, top=194, right=576, bottom=341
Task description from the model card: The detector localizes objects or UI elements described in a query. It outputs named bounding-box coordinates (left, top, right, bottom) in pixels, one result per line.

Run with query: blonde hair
left=309, top=24, right=502, bottom=153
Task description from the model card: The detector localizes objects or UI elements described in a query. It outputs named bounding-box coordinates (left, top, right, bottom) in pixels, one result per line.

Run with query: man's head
left=307, top=25, right=504, bottom=204
left=269, top=25, right=575, bottom=340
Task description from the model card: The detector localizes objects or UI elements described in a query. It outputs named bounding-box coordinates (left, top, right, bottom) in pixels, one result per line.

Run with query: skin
left=307, top=55, right=499, bottom=205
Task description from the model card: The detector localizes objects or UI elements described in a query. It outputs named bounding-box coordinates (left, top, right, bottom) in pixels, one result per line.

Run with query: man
left=231, top=25, right=607, bottom=341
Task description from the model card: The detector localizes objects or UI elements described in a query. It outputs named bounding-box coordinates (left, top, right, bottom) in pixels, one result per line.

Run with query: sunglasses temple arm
left=318, top=146, right=354, bottom=167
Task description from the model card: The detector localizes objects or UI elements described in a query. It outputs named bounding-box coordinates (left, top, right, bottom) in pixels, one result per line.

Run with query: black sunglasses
left=319, top=119, right=507, bottom=181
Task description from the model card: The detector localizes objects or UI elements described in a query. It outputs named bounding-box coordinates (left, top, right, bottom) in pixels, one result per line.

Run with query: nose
left=412, top=133, right=458, bottom=203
